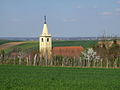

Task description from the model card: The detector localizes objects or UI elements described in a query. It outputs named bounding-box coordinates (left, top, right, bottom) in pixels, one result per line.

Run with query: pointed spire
left=41, top=16, right=51, bottom=36
left=44, top=16, right=46, bottom=24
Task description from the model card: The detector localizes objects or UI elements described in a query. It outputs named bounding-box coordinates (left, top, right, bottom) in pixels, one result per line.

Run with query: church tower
left=39, top=16, right=52, bottom=57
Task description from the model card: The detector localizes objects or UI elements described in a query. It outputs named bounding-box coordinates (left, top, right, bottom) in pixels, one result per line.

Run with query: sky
left=0, top=0, right=120, bottom=37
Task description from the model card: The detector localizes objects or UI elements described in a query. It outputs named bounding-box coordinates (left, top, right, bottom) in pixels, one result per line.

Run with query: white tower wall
left=39, top=16, right=52, bottom=57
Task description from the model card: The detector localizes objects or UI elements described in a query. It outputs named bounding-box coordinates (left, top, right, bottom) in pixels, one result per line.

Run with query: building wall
left=39, top=36, right=52, bottom=56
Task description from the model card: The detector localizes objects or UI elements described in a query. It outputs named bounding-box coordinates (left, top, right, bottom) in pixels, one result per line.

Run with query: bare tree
left=33, top=54, right=37, bottom=66
left=0, top=50, right=5, bottom=64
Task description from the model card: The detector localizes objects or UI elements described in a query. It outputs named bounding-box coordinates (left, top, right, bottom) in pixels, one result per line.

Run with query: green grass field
left=0, top=40, right=20, bottom=45
left=3, top=40, right=98, bottom=53
left=4, top=41, right=39, bottom=53
left=52, top=40, right=98, bottom=48
left=0, top=65, right=120, bottom=90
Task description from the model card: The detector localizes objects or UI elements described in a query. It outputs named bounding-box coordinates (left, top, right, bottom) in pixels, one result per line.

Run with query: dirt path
left=0, top=42, right=25, bottom=50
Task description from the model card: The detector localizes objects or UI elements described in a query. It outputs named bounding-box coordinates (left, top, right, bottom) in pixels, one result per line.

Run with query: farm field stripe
left=0, top=42, right=25, bottom=50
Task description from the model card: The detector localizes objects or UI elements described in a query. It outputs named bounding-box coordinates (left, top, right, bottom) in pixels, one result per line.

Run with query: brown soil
left=0, top=42, right=25, bottom=50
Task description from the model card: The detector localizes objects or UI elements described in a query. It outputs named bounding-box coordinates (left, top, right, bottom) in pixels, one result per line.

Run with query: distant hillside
left=53, top=40, right=98, bottom=48
left=3, top=40, right=98, bottom=53
left=0, top=40, right=20, bottom=45
left=0, top=37, right=114, bottom=41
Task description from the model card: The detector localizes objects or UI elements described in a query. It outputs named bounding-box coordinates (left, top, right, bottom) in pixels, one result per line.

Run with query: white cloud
left=93, top=5, right=97, bottom=9
left=11, top=18, right=21, bottom=22
left=115, top=8, right=120, bottom=12
left=117, top=1, right=120, bottom=4
left=101, top=12, right=113, bottom=15
left=116, top=13, right=120, bottom=16
left=76, top=6, right=81, bottom=9
left=63, top=18, right=78, bottom=22
left=76, top=5, right=97, bottom=9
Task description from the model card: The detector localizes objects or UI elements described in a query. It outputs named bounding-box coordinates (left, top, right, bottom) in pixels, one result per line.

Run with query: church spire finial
left=44, top=16, right=46, bottom=24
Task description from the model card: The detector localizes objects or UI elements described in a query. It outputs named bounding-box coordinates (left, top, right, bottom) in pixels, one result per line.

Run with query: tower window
left=47, top=38, right=49, bottom=42
left=41, top=38, right=44, bottom=42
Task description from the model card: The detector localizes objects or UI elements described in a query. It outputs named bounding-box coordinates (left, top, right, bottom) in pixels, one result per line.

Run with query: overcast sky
left=0, top=0, right=120, bottom=37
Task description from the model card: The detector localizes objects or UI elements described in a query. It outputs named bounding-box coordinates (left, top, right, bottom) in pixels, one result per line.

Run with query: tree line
left=0, top=40, right=120, bottom=68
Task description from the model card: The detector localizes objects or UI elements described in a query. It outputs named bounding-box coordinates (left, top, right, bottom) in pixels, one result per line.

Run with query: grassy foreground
left=0, top=65, right=120, bottom=90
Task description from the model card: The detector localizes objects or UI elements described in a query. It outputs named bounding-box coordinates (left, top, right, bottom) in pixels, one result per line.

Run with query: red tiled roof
left=52, top=46, right=84, bottom=58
